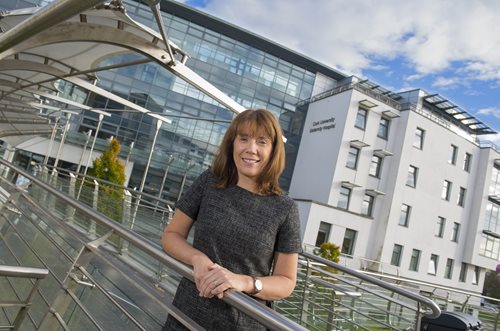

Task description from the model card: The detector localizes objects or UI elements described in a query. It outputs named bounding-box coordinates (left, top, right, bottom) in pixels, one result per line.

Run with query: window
left=409, top=249, right=421, bottom=272
left=355, top=107, right=367, bottom=129
left=472, top=266, right=480, bottom=285
left=451, top=222, right=460, bottom=243
left=407, top=165, right=418, bottom=188
left=459, top=262, right=467, bottom=282
left=341, top=229, right=357, bottom=255
left=458, top=187, right=466, bottom=207
left=361, top=194, right=375, bottom=216
left=399, top=204, right=411, bottom=227
left=338, top=186, right=351, bottom=210
left=445, top=258, right=454, bottom=279
left=463, top=152, right=472, bottom=172
left=414, top=127, right=425, bottom=149
left=369, top=155, right=383, bottom=178
left=449, top=145, right=458, bottom=165
left=391, top=244, right=403, bottom=266
left=378, top=117, right=390, bottom=139
left=442, top=180, right=452, bottom=201
left=428, top=254, right=439, bottom=275
left=436, top=217, right=446, bottom=238
left=346, top=146, right=360, bottom=169
left=315, top=222, right=331, bottom=247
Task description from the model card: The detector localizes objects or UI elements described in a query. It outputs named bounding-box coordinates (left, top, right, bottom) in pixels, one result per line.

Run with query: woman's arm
left=250, top=252, right=298, bottom=300
left=162, top=209, right=215, bottom=288
left=199, top=252, right=298, bottom=301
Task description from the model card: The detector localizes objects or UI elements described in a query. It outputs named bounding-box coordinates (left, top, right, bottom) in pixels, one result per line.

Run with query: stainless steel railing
left=0, top=265, right=49, bottom=331
left=0, top=158, right=306, bottom=330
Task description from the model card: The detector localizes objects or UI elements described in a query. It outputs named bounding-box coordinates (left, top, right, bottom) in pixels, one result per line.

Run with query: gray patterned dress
left=163, top=169, right=302, bottom=330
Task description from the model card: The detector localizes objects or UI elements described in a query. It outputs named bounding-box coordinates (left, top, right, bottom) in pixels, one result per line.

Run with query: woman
left=162, top=109, right=302, bottom=330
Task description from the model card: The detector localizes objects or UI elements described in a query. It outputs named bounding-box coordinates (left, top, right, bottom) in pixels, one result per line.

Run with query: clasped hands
left=193, top=257, right=249, bottom=299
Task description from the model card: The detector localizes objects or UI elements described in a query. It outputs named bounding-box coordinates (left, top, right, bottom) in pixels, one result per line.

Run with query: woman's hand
left=191, top=254, right=215, bottom=291
left=198, top=264, right=252, bottom=299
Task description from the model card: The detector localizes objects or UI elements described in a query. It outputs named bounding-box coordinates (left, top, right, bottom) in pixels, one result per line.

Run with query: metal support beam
left=0, top=0, right=107, bottom=58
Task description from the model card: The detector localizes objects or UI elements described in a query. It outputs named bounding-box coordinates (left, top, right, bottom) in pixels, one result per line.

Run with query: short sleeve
left=275, top=200, right=302, bottom=253
left=174, top=169, right=210, bottom=221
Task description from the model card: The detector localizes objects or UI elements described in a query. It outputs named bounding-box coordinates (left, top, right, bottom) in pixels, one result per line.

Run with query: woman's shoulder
left=267, top=191, right=296, bottom=207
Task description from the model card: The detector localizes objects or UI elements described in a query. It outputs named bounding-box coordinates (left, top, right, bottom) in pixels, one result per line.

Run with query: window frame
left=399, top=204, right=411, bottom=227
left=458, top=187, right=466, bottom=207
left=442, top=180, right=452, bottom=201
left=341, top=228, right=357, bottom=256
left=409, top=249, right=421, bottom=272
left=463, top=152, right=472, bottom=172
left=444, top=258, right=454, bottom=279
left=355, top=107, right=367, bottom=130
left=361, top=194, right=375, bottom=217
left=346, top=146, right=360, bottom=169
left=414, top=127, right=425, bottom=149
left=459, top=262, right=467, bottom=282
left=451, top=222, right=460, bottom=243
left=428, top=254, right=439, bottom=275
left=377, top=117, right=390, bottom=139
left=315, top=221, right=332, bottom=247
left=449, top=144, right=458, bottom=165
left=406, top=165, right=418, bottom=188
left=338, top=186, right=352, bottom=210
left=369, top=155, right=383, bottom=178
left=472, top=266, right=480, bottom=285
left=391, top=244, right=403, bottom=267
left=436, top=217, right=446, bottom=238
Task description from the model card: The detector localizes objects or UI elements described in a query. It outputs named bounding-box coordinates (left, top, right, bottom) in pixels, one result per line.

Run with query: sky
left=177, top=0, right=500, bottom=144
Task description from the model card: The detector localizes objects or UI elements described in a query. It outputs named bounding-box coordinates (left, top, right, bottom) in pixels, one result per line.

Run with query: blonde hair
left=212, top=109, right=285, bottom=195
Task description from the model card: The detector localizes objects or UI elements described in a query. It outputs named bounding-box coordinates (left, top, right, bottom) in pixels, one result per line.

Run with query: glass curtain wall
left=80, top=0, right=317, bottom=200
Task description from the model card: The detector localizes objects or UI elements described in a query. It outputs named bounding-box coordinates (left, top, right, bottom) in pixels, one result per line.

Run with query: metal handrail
left=0, top=265, right=49, bottom=331
left=301, top=252, right=441, bottom=319
left=41, top=164, right=174, bottom=210
left=0, top=158, right=307, bottom=331
left=0, top=265, right=49, bottom=279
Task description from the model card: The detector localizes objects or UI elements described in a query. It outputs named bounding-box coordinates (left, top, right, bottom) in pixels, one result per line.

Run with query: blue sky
left=177, top=0, right=500, bottom=143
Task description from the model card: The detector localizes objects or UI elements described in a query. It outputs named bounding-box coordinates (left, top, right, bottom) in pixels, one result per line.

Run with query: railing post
left=48, top=170, right=58, bottom=211
left=299, top=257, right=311, bottom=326
left=65, top=173, right=76, bottom=224
left=119, top=190, right=132, bottom=255
left=38, top=232, right=113, bottom=331
left=88, top=180, right=99, bottom=236
left=156, top=205, right=173, bottom=281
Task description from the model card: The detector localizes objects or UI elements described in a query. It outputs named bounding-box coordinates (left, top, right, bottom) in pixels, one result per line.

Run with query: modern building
left=290, top=78, right=499, bottom=295
left=1, top=0, right=500, bottom=300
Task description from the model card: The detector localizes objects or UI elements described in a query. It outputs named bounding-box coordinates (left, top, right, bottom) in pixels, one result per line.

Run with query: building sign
left=309, top=117, right=336, bottom=133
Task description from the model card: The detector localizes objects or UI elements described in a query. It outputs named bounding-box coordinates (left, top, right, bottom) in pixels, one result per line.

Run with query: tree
left=90, top=137, right=125, bottom=190
left=482, top=268, right=500, bottom=302
left=89, top=137, right=126, bottom=221
left=314, top=242, right=341, bottom=275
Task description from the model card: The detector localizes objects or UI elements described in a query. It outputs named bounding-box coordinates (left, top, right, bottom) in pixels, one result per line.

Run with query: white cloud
left=432, top=77, right=461, bottom=88
left=191, top=0, right=500, bottom=84
left=477, top=107, right=500, bottom=119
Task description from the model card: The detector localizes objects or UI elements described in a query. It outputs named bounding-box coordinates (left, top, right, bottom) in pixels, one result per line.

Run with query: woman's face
left=233, top=130, right=273, bottom=185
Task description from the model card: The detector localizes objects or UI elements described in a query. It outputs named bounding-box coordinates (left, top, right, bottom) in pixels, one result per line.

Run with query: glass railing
left=0, top=265, right=49, bottom=331
left=0, top=159, right=306, bottom=330
left=26, top=164, right=445, bottom=330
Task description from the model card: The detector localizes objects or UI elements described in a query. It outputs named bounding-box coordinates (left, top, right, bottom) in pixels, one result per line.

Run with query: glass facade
left=480, top=166, right=500, bottom=259
left=3, top=0, right=338, bottom=201
left=82, top=0, right=324, bottom=200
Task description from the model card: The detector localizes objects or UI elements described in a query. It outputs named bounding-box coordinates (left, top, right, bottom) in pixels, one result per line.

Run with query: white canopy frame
left=0, top=0, right=245, bottom=146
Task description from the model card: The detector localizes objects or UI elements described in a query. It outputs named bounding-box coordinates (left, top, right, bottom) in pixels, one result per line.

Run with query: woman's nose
left=246, top=140, right=258, bottom=153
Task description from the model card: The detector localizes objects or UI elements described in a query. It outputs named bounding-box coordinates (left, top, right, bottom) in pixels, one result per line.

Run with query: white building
left=290, top=76, right=499, bottom=294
